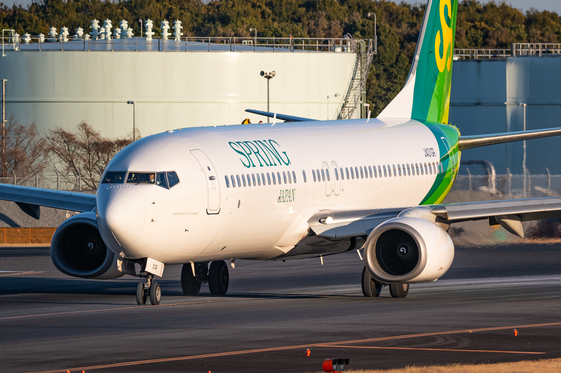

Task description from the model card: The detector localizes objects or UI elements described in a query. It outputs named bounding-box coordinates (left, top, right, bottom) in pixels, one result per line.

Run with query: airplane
left=3, top=0, right=561, bottom=306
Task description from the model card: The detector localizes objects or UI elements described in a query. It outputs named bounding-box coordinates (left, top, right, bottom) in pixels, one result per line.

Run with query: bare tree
left=47, top=122, right=135, bottom=191
left=0, top=115, right=48, bottom=185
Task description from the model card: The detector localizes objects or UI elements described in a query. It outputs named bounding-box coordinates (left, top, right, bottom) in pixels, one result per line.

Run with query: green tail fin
left=377, top=0, right=458, bottom=124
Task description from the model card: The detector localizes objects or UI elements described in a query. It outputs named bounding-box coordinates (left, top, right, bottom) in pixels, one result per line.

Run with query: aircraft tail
left=377, top=0, right=458, bottom=124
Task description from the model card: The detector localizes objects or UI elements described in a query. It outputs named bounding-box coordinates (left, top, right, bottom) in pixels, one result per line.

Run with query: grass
left=310, top=358, right=561, bottom=373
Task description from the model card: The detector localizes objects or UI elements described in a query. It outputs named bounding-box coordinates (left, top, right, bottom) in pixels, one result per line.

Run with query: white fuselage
left=96, top=118, right=459, bottom=264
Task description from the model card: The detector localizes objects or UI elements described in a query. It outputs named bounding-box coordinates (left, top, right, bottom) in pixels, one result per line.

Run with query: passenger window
left=302, top=170, right=307, bottom=183
left=373, top=166, right=377, bottom=178
left=102, top=171, right=126, bottom=184
left=326, top=169, right=330, bottom=181
left=312, top=169, right=317, bottom=182
left=378, top=166, right=382, bottom=178
left=283, top=171, right=287, bottom=184
left=407, top=164, right=411, bottom=176
left=341, top=168, right=345, bottom=180
left=231, top=175, right=236, bottom=187
left=346, top=167, right=350, bottom=180
left=277, top=172, right=281, bottom=184
left=262, top=173, right=266, bottom=185
left=321, top=169, right=325, bottom=182
left=225, top=176, right=230, bottom=188
left=292, top=171, right=297, bottom=183
left=335, top=168, right=339, bottom=180
left=368, top=166, right=373, bottom=178
left=256, top=174, right=260, bottom=186
left=267, top=173, right=271, bottom=185
left=355, top=167, right=359, bottom=179
left=287, top=171, right=292, bottom=184
left=383, top=165, right=387, bottom=177
left=397, top=165, right=401, bottom=176
left=272, top=172, right=276, bottom=185
left=242, top=175, right=247, bottom=187
left=349, top=167, right=354, bottom=179
left=167, top=171, right=180, bottom=188
left=360, top=166, right=364, bottom=179
left=237, top=175, right=242, bottom=186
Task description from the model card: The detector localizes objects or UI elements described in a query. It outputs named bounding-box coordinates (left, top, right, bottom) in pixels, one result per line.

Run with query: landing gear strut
left=181, top=260, right=229, bottom=296
left=136, top=274, right=161, bottom=305
left=181, top=262, right=208, bottom=295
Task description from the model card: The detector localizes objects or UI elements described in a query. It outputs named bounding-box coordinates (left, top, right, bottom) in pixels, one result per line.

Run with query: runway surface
left=1, top=243, right=561, bottom=372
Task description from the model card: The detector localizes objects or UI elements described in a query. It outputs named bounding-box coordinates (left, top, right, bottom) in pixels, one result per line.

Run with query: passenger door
left=190, top=149, right=221, bottom=215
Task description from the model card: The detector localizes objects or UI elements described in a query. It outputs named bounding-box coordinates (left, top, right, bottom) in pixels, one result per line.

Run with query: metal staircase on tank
left=337, top=39, right=375, bottom=120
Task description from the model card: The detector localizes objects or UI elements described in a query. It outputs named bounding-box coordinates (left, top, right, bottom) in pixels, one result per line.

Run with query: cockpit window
left=124, top=171, right=179, bottom=189
left=127, top=172, right=155, bottom=184
left=167, top=171, right=180, bottom=188
left=156, top=172, right=168, bottom=189
left=102, top=172, right=126, bottom=184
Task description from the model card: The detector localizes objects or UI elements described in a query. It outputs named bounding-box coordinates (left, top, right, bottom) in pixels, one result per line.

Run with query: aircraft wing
left=308, top=196, right=561, bottom=240
left=0, top=183, right=96, bottom=219
left=245, top=109, right=318, bottom=122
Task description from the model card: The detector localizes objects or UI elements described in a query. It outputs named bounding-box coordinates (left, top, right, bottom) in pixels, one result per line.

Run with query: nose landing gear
left=136, top=274, right=162, bottom=305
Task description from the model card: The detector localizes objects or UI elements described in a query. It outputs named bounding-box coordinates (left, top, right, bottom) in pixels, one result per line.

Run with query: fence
left=454, top=43, right=561, bottom=60
left=0, top=173, right=96, bottom=192
left=0, top=227, right=55, bottom=244
left=453, top=170, right=561, bottom=198
left=2, top=35, right=370, bottom=54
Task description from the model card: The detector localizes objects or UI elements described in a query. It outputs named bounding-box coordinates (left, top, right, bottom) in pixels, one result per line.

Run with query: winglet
left=245, top=109, right=318, bottom=122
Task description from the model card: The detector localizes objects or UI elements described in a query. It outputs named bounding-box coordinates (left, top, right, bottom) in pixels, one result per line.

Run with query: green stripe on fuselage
left=420, top=123, right=461, bottom=205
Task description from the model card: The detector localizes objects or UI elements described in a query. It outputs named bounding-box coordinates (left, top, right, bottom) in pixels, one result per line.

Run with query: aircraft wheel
left=389, top=283, right=409, bottom=298
left=181, top=263, right=202, bottom=295
left=136, top=282, right=147, bottom=305
left=150, top=282, right=162, bottom=305
left=361, top=266, right=382, bottom=297
left=209, top=260, right=229, bottom=295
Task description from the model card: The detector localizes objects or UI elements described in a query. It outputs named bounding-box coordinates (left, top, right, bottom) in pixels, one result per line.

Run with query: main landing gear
left=181, top=260, right=229, bottom=296
left=136, top=274, right=162, bottom=305
left=361, top=266, right=409, bottom=298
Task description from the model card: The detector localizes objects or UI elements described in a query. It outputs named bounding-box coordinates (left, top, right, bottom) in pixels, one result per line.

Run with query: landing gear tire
left=181, top=263, right=202, bottom=295
left=361, top=266, right=382, bottom=297
left=136, top=282, right=147, bottom=305
left=150, top=282, right=161, bottom=305
left=389, top=283, right=409, bottom=298
left=208, top=260, right=229, bottom=295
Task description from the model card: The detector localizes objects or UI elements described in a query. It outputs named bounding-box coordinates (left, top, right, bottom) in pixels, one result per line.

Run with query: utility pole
left=127, top=101, right=136, bottom=141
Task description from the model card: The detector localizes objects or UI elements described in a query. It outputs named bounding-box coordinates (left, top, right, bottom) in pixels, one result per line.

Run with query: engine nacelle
left=51, top=212, right=123, bottom=279
left=364, top=217, right=454, bottom=284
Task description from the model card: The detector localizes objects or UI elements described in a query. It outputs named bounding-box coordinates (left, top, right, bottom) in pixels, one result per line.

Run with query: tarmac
left=1, top=242, right=561, bottom=372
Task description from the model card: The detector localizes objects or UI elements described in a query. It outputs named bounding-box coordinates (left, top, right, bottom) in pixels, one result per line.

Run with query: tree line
left=2, top=0, right=560, bottom=115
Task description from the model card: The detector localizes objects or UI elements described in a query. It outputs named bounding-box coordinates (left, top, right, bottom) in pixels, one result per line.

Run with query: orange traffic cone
left=306, top=348, right=311, bottom=357
left=514, top=329, right=518, bottom=337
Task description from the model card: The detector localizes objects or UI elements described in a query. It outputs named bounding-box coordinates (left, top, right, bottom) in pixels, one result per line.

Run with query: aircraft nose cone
left=98, top=186, right=146, bottom=245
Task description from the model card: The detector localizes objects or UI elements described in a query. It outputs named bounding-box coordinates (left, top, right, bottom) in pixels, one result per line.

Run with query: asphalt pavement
left=1, top=243, right=561, bottom=372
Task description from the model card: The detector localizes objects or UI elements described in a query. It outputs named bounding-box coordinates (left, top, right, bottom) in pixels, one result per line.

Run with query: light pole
left=2, top=79, right=6, bottom=178
left=518, top=102, right=527, bottom=197
left=260, top=71, right=276, bottom=123
left=367, top=12, right=376, bottom=42
left=139, top=19, right=143, bottom=38
left=249, top=28, right=257, bottom=52
left=127, top=101, right=136, bottom=141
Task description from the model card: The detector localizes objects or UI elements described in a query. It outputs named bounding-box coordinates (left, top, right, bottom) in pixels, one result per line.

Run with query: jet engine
left=364, top=217, right=454, bottom=284
left=50, top=212, right=123, bottom=279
